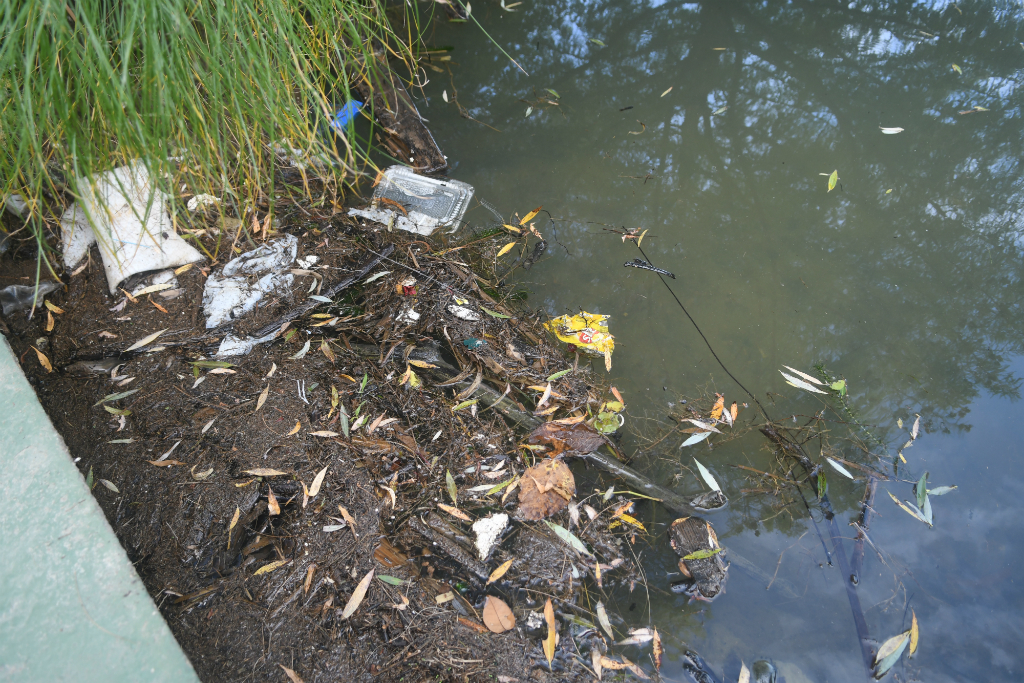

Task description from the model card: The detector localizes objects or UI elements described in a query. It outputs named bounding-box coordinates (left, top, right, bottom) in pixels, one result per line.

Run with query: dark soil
left=1, top=205, right=646, bottom=682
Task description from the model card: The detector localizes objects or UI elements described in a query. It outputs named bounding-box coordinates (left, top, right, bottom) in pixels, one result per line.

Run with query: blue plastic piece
left=330, top=100, right=364, bottom=133
left=462, top=338, right=487, bottom=349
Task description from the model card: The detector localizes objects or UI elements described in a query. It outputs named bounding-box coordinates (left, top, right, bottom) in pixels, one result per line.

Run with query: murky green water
left=413, top=1, right=1023, bottom=680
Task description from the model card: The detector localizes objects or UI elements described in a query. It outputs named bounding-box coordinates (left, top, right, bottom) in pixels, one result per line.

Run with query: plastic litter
left=3, top=194, right=28, bottom=218
left=329, top=100, right=364, bottom=133
left=202, top=234, right=298, bottom=329
left=544, top=312, right=615, bottom=370
left=186, top=194, right=220, bottom=212
left=348, top=166, right=473, bottom=236
left=60, top=162, right=204, bottom=293
left=471, top=513, right=509, bottom=561
left=0, top=281, right=62, bottom=316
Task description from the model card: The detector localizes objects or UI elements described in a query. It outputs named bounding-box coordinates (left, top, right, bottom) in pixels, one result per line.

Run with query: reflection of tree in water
left=440, top=0, right=1024, bottom=435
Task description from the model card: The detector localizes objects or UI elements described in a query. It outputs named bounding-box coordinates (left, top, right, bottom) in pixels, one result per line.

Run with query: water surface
left=414, top=1, right=1024, bottom=680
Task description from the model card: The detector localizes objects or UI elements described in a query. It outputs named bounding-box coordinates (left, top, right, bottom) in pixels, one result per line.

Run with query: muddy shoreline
left=0, top=204, right=686, bottom=682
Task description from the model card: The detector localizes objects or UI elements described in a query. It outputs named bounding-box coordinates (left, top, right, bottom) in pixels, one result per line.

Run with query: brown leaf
left=256, top=384, right=270, bottom=412
left=31, top=346, right=52, bottom=372
left=288, top=421, right=301, bottom=436
left=227, top=507, right=241, bottom=549
left=45, top=310, right=54, bottom=332
left=482, top=596, right=516, bottom=633
left=341, top=569, right=374, bottom=619
left=338, top=506, right=358, bottom=538
left=279, top=665, right=304, bottom=683
left=458, top=616, right=490, bottom=633
left=592, top=649, right=603, bottom=680
left=518, top=459, right=576, bottom=520
left=600, top=656, right=629, bottom=670
left=147, top=459, right=186, bottom=467
left=543, top=598, right=556, bottom=668
left=438, top=503, right=472, bottom=521
left=304, top=564, right=317, bottom=593
left=268, top=487, right=281, bottom=515
left=527, top=421, right=605, bottom=456
left=652, top=628, right=663, bottom=670
left=730, top=401, right=738, bottom=422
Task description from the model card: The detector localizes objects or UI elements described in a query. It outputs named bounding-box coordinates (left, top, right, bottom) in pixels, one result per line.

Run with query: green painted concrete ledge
left=0, top=334, right=199, bottom=682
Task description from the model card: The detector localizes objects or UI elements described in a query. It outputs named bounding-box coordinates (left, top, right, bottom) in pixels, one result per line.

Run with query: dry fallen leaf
left=147, top=459, right=186, bottom=467
left=256, top=384, right=270, bottom=411
left=488, top=559, right=514, bottom=585
left=45, top=310, right=54, bottom=332
left=482, top=596, right=516, bottom=633
left=593, top=649, right=603, bottom=681
left=338, top=506, right=358, bottom=538
left=518, top=459, right=576, bottom=520
left=279, top=664, right=304, bottom=683
left=710, top=394, right=725, bottom=420
left=543, top=598, right=556, bottom=669
left=652, top=628, right=663, bottom=670
left=527, top=421, right=605, bottom=456
left=31, top=346, right=52, bottom=372
left=244, top=468, right=289, bottom=476
left=438, top=503, right=472, bottom=522
left=308, top=465, right=329, bottom=497
left=600, top=656, right=628, bottom=670
left=125, top=328, right=168, bottom=352
left=288, top=421, right=301, bottom=436
left=253, top=559, right=289, bottom=576
left=341, top=569, right=374, bottom=619
left=304, top=565, right=317, bottom=593
left=268, top=487, right=281, bottom=515
left=227, top=507, right=240, bottom=549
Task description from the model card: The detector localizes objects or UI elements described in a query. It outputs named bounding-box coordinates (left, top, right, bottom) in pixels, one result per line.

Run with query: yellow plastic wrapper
left=544, top=312, right=615, bottom=371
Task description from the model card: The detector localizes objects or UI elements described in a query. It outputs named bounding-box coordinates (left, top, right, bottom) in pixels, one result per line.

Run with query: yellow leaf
left=827, top=169, right=838, bottom=192
left=637, top=229, right=648, bottom=247
left=44, top=300, right=64, bottom=314
left=288, top=421, right=301, bottom=436
left=408, top=359, right=437, bottom=368
left=341, top=569, right=374, bottom=619
left=502, top=223, right=521, bottom=233
left=710, top=394, right=724, bottom=420
left=543, top=598, right=556, bottom=669
left=227, top=506, right=240, bottom=549
left=31, top=346, right=52, bottom=372
left=910, top=610, right=919, bottom=656
left=174, top=263, right=193, bottom=275
left=321, top=339, right=336, bottom=362
left=951, top=63, right=962, bottom=74
left=253, top=559, right=289, bottom=576
left=45, top=311, right=54, bottom=332
left=520, top=206, right=542, bottom=226
left=497, top=242, right=517, bottom=258
left=487, top=559, right=514, bottom=585
left=616, top=513, right=646, bottom=532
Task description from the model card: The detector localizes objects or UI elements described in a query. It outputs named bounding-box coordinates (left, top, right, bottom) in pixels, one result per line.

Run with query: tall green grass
left=0, top=0, right=423, bottom=272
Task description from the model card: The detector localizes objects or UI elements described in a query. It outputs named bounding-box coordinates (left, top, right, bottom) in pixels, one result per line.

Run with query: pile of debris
left=0, top=163, right=732, bottom=682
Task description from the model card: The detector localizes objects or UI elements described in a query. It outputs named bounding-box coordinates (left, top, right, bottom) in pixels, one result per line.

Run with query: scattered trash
left=60, top=162, right=204, bottom=293
left=0, top=281, right=62, bottom=316
left=329, top=100, right=364, bottom=133
left=472, top=513, right=509, bottom=560
left=348, top=166, right=474, bottom=236
left=3, top=193, right=28, bottom=218
left=186, top=194, right=221, bottom=212
left=202, top=234, right=298, bottom=328
left=543, top=312, right=615, bottom=370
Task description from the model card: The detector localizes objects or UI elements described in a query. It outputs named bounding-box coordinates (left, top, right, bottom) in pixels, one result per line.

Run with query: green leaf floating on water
left=830, top=379, right=847, bottom=395
left=817, top=471, right=828, bottom=499
left=683, top=547, right=724, bottom=561
left=827, top=169, right=839, bottom=192
left=916, top=472, right=929, bottom=510
left=928, top=485, right=957, bottom=496
left=594, top=411, right=620, bottom=434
